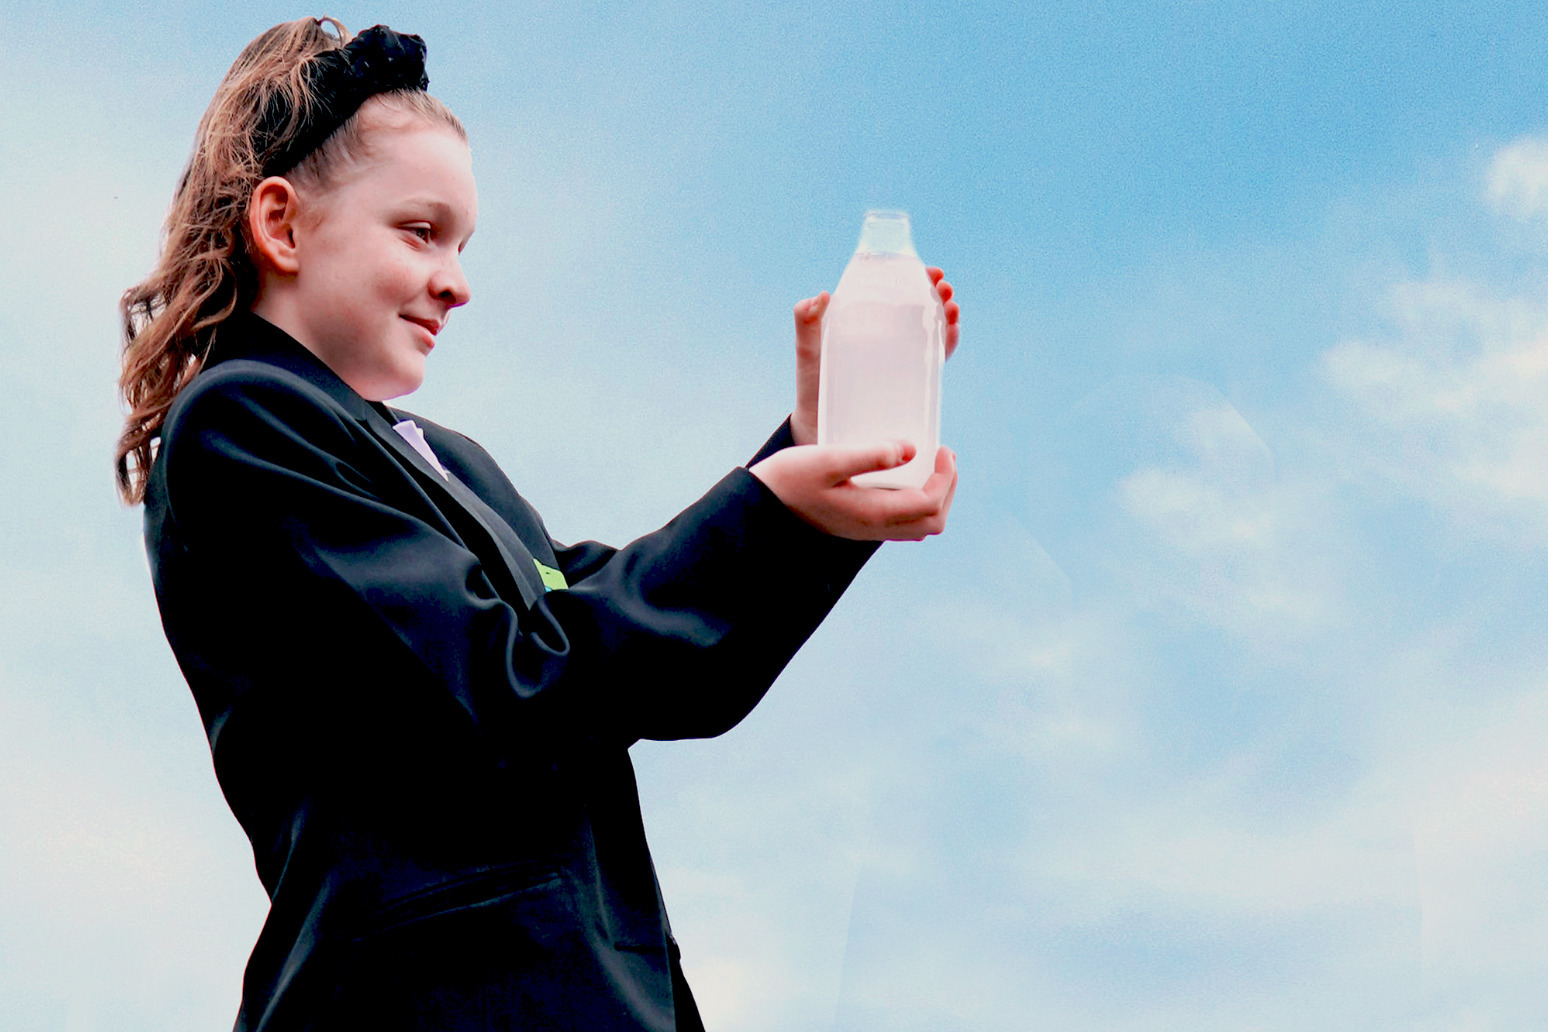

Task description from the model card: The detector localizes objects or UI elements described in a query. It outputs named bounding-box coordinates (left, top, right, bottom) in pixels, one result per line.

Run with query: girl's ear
left=247, top=176, right=304, bottom=276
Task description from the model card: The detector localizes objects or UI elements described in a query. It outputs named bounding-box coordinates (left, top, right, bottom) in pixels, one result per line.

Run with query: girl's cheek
left=386, top=254, right=422, bottom=285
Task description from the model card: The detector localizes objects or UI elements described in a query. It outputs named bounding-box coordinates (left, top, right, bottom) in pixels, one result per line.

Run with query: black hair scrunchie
left=257, top=23, right=430, bottom=177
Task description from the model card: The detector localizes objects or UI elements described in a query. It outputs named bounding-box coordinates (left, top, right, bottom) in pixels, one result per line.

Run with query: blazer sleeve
left=158, top=371, right=875, bottom=756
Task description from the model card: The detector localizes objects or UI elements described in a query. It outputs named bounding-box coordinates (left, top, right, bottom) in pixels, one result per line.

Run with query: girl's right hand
left=749, top=441, right=957, bottom=541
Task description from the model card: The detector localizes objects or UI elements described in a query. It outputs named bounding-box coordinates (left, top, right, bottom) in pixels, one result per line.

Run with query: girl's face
left=287, top=120, right=477, bottom=400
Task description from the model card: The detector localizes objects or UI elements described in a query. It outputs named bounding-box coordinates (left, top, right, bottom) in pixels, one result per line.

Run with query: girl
left=118, top=18, right=959, bottom=1032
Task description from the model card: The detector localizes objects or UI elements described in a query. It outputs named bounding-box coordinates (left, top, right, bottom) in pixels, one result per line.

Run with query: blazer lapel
left=357, top=407, right=547, bottom=610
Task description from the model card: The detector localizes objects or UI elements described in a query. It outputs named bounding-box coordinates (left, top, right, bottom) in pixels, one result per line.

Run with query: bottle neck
left=855, top=210, right=918, bottom=258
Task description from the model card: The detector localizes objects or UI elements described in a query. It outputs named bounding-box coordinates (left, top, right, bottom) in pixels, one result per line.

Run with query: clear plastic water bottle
left=817, top=210, right=945, bottom=489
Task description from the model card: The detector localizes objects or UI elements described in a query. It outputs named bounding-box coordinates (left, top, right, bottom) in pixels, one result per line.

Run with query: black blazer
left=143, top=314, right=876, bottom=1031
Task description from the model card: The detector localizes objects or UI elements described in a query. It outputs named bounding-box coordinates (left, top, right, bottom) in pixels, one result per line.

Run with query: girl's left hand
left=750, top=439, right=957, bottom=541
left=788, top=266, right=960, bottom=446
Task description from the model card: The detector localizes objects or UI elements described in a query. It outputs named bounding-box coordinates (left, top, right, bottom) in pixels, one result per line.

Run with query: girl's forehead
left=338, top=124, right=474, bottom=190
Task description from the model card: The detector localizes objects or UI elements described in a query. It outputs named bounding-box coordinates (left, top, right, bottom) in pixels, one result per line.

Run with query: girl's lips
left=402, top=316, right=441, bottom=348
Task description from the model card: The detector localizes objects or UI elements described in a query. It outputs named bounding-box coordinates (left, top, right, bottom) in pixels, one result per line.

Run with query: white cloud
left=1110, top=388, right=1344, bottom=647
left=1323, top=273, right=1548, bottom=539
left=1487, top=137, right=1548, bottom=219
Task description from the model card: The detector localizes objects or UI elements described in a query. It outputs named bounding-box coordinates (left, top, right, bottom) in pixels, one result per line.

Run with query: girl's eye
left=405, top=225, right=433, bottom=242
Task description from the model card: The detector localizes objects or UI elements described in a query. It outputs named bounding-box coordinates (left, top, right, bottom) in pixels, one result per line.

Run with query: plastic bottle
left=817, top=210, right=945, bottom=489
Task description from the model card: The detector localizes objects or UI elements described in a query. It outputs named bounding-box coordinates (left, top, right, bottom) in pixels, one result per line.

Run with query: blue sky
left=6, top=1, right=1548, bottom=1029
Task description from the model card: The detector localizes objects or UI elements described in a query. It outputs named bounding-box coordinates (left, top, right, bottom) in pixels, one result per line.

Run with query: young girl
left=118, top=18, right=958, bottom=1032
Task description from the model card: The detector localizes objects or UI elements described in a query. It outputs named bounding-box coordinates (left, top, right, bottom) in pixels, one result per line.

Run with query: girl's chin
left=356, top=363, right=426, bottom=402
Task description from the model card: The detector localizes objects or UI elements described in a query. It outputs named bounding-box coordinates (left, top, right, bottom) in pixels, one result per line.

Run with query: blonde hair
left=116, top=18, right=465, bottom=503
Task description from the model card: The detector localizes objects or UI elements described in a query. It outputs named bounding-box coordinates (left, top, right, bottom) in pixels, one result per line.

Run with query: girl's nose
left=432, top=255, right=471, bottom=308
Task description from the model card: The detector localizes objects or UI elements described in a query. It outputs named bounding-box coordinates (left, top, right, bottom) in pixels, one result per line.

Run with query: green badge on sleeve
left=533, top=559, right=569, bottom=592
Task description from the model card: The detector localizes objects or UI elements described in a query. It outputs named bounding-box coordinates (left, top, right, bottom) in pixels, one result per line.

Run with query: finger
left=795, top=291, right=829, bottom=326
left=934, top=278, right=954, bottom=304
left=934, top=450, right=959, bottom=522
left=869, top=447, right=952, bottom=514
left=944, top=299, right=959, bottom=324
left=927, top=266, right=944, bottom=285
left=819, top=439, right=917, bottom=484
left=794, top=292, right=828, bottom=359
left=906, top=448, right=955, bottom=513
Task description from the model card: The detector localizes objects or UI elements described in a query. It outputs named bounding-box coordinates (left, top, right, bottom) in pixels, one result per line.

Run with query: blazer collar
left=207, top=314, right=546, bottom=610
left=206, top=313, right=377, bottom=421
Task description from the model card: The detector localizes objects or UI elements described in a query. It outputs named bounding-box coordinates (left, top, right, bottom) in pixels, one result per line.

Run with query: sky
left=5, top=1, right=1548, bottom=1029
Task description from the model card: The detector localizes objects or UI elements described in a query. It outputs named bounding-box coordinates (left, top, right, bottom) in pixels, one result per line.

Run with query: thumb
left=821, top=439, right=916, bottom=484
